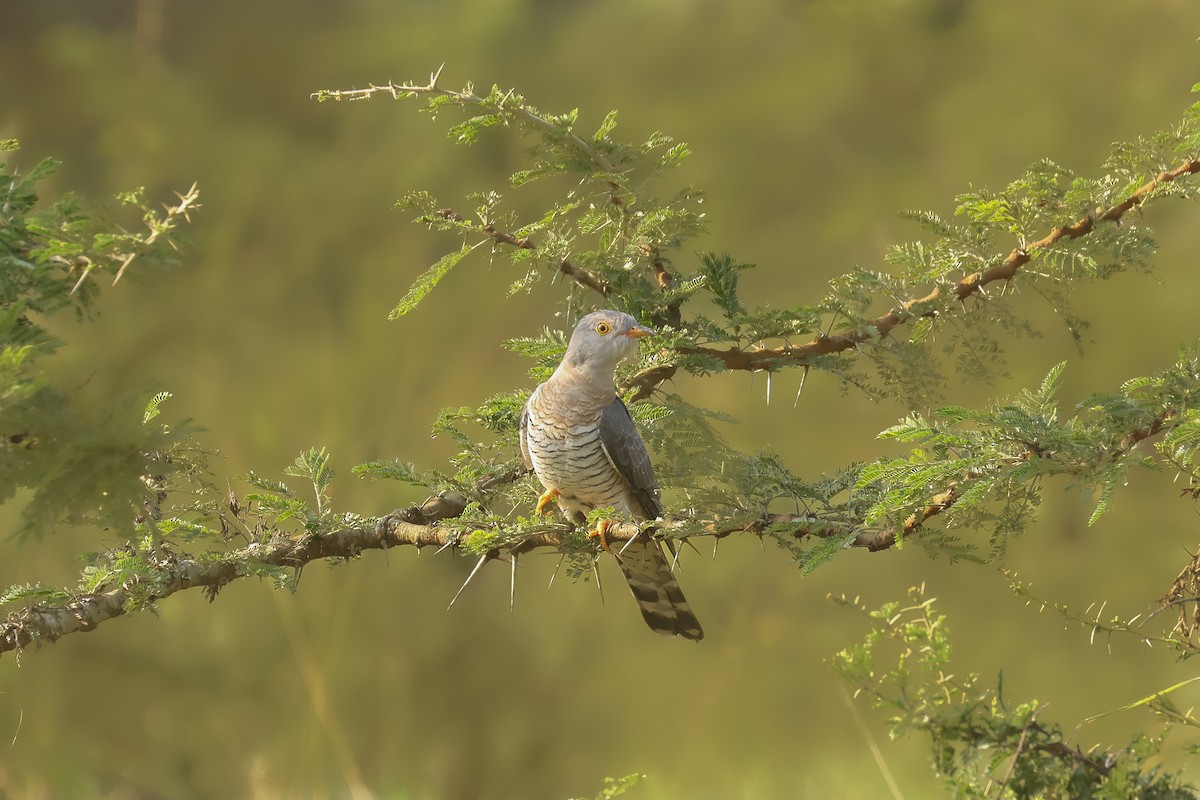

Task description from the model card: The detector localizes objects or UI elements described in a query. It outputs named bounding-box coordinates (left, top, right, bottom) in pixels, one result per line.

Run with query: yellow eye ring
left=595, top=321, right=612, bottom=335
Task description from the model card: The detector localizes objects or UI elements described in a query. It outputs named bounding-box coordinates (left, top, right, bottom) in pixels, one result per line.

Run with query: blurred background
left=2, top=1, right=1200, bottom=797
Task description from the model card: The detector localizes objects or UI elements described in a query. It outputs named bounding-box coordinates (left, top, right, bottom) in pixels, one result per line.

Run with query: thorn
left=794, top=365, right=810, bottom=407
left=591, top=557, right=605, bottom=605
left=510, top=554, right=518, bottom=611
left=616, top=526, right=641, bottom=555
left=548, top=554, right=565, bottom=589
left=669, top=543, right=683, bottom=574
left=448, top=553, right=491, bottom=609
left=683, top=538, right=703, bottom=558
left=430, top=62, right=445, bottom=89
left=435, top=533, right=459, bottom=555
left=712, top=537, right=720, bottom=562
left=69, top=264, right=95, bottom=295
left=766, top=370, right=772, bottom=406
left=111, top=251, right=137, bottom=286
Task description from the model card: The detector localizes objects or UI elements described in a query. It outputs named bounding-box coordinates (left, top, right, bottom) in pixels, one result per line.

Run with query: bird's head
left=562, top=310, right=654, bottom=373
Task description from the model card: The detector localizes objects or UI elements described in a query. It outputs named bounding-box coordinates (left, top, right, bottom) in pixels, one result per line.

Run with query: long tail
left=612, top=538, right=704, bottom=640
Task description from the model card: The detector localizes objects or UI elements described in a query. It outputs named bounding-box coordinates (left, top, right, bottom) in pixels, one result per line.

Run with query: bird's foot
left=589, top=519, right=614, bottom=553
left=535, top=488, right=560, bottom=515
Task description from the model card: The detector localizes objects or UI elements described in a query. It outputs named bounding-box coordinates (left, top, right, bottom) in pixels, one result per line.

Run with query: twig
left=71, top=183, right=201, bottom=294
left=2, top=396, right=1176, bottom=660
left=680, top=155, right=1200, bottom=372
left=312, top=69, right=617, bottom=174
left=0, top=505, right=930, bottom=660
left=435, top=206, right=609, bottom=297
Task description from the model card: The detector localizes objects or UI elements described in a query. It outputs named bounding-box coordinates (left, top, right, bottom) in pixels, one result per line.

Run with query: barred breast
left=523, top=384, right=635, bottom=520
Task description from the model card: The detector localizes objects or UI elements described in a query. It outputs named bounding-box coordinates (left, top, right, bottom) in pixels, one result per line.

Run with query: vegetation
left=7, top=20, right=1200, bottom=798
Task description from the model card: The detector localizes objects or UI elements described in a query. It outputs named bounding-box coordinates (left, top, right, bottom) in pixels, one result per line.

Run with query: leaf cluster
left=855, top=346, right=1200, bottom=562
left=376, top=76, right=1195, bottom=410
left=324, top=74, right=1200, bottom=563
left=832, top=587, right=1196, bottom=798
left=8, top=71, right=1200, bottom=797
left=0, top=144, right=200, bottom=539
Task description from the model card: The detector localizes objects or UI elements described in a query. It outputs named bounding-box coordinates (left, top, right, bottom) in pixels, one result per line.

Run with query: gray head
left=562, top=310, right=654, bottom=373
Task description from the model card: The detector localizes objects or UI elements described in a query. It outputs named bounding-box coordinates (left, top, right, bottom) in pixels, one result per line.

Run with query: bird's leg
left=535, top=488, right=560, bottom=514
left=589, top=518, right=614, bottom=553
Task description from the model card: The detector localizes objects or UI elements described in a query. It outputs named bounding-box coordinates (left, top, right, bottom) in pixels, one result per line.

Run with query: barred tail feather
left=613, top=538, right=704, bottom=641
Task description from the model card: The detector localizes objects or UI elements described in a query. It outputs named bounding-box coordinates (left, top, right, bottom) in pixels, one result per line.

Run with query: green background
left=3, top=1, right=1200, bottom=797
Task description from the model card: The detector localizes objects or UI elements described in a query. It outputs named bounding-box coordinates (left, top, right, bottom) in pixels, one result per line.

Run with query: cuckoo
left=520, top=310, right=704, bottom=640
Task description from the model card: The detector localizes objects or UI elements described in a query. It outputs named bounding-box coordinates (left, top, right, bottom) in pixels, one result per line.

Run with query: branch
left=435, top=206, right=610, bottom=298
left=0, top=519, right=430, bottom=659
left=70, top=182, right=201, bottom=295
left=312, top=66, right=618, bottom=173
left=1034, top=735, right=1112, bottom=778
left=683, top=155, right=1200, bottom=373
left=0, top=494, right=939, bottom=660
left=11, top=352, right=1185, bottom=659
left=5, top=378, right=1182, bottom=659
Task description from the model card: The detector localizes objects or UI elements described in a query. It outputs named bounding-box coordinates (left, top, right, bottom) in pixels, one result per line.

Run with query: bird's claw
left=535, top=488, right=560, bottom=515
left=589, top=519, right=614, bottom=552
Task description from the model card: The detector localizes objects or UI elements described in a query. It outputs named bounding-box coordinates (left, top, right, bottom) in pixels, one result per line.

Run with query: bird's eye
left=595, top=321, right=612, bottom=335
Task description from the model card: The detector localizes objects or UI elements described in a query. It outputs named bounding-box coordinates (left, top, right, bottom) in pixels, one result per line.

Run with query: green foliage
left=852, top=348, right=1200, bottom=561
left=832, top=587, right=1197, bottom=798
left=352, top=71, right=1196, bottom=418
left=0, top=143, right=199, bottom=540
left=314, top=75, right=1200, bottom=794
left=388, top=242, right=475, bottom=319
left=332, top=77, right=710, bottom=328
left=246, top=449, right=361, bottom=536
left=352, top=460, right=443, bottom=492
left=308, top=72, right=1200, bottom=581
left=10, top=66, right=1200, bottom=798
left=504, top=328, right=568, bottom=381
left=78, top=546, right=173, bottom=611
left=568, top=773, right=645, bottom=800
left=1007, top=572, right=1200, bottom=663
left=0, top=582, right=70, bottom=608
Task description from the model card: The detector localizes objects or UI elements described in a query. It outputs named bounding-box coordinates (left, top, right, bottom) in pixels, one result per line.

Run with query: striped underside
left=524, top=384, right=704, bottom=640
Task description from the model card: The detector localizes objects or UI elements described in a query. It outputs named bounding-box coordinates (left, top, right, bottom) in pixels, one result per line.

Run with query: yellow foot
left=589, top=519, right=614, bottom=552
left=535, top=488, right=560, bottom=515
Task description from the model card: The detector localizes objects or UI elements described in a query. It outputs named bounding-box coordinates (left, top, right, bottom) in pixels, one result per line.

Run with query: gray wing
left=598, top=397, right=662, bottom=518
left=518, top=398, right=532, bottom=470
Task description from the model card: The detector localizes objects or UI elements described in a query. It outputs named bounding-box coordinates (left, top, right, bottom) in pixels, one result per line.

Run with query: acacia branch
left=3, top=390, right=1181, bottom=659
left=0, top=497, right=935, bottom=660
left=683, top=155, right=1200, bottom=373
left=313, top=66, right=618, bottom=173
left=320, top=72, right=672, bottom=303
left=1034, top=733, right=1112, bottom=778
left=435, top=206, right=610, bottom=297
left=5, top=378, right=1183, bottom=659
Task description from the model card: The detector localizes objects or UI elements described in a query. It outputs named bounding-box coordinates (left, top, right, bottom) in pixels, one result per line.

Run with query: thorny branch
left=9, top=71, right=1195, bottom=666
left=313, top=65, right=617, bottom=173
left=317, top=71, right=1200, bottom=384
left=435, top=207, right=610, bottom=297
left=682, top=156, right=1200, bottom=373
left=2, top=363, right=1185, bottom=660
left=70, top=182, right=201, bottom=295
left=316, top=73, right=1200, bottom=395
left=0, top=496, right=924, bottom=660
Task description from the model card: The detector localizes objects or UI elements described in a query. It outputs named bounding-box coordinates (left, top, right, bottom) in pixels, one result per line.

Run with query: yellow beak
left=623, top=324, right=654, bottom=339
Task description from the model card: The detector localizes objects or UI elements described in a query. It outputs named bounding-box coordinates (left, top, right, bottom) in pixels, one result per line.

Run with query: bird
left=519, top=309, right=704, bottom=640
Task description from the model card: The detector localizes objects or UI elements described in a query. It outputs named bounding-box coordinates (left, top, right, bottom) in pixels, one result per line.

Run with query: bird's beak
left=623, top=324, right=654, bottom=339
